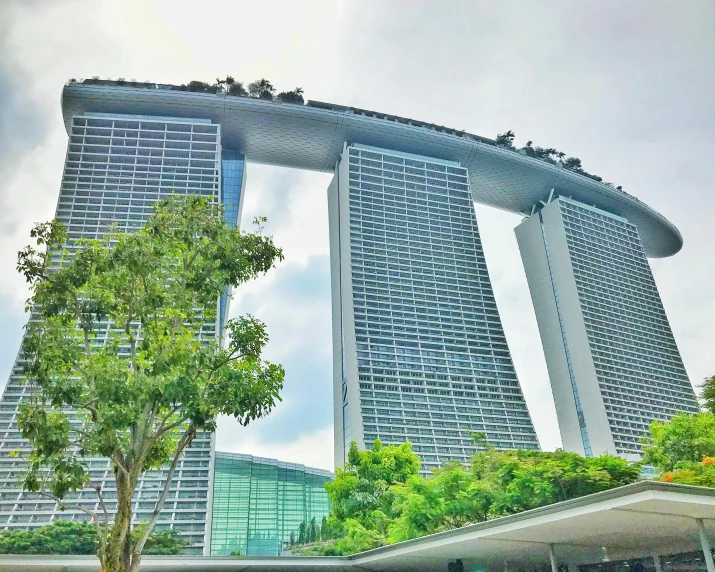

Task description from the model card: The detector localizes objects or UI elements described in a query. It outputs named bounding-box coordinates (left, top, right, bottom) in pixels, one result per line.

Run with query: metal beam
left=651, top=551, right=662, bottom=572
left=548, top=544, right=558, bottom=572
left=697, top=519, right=715, bottom=572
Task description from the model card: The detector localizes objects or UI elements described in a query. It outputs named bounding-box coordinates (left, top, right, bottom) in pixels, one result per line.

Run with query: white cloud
left=215, top=423, right=334, bottom=471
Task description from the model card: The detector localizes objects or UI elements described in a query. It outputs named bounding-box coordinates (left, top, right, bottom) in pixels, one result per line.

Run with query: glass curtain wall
left=210, top=452, right=332, bottom=556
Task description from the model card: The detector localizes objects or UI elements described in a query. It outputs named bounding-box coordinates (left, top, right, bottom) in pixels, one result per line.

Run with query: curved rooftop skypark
left=61, top=80, right=681, bottom=258
left=54, top=80, right=697, bottom=470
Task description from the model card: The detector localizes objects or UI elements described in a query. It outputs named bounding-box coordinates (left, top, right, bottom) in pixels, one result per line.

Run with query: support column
left=549, top=544, right=558, bottom=572
left=651, top=551, right=662, bottom=572
left=697, top=519, right=715, bottom=572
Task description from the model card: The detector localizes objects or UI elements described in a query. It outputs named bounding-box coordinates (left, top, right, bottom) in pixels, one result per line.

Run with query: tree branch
left=86, top=479, right=110, bottom=526
left=154, top=416, right=189, bottom=439
left=111, top=450, right=129, bottom=477
left=130, top=427, right=195, bottom=567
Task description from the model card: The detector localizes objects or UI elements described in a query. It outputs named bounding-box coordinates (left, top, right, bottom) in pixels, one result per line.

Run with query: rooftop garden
left=66, top=77, right=626, bottom=193
left=69, top=75, right=306, bottom=104
left=495, top=129, right=621, bottom=189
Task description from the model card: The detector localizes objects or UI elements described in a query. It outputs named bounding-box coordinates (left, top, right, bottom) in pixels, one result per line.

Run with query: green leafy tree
left=133, top=526, right=188, bottom=555
left=641, top=412, right=715, bottom=473
left=495, top=130, right=515, bottom=149
left=278, top=88, right=304, bottom=104
left=388, top=461, right=493, bottom=542
left=702, top=375, right=715, bottom=414
left=325, top=440, right=420, bottom=532
left=308, top=517, right=318, bottom=543
left=562, top=156, right=583, bottom=171
left=320, top=515, right=329, bottom=541
left=289, top=531, right=296, bottom=546
left=248, top=78, right=275, bottom=100
left=0, top=521, right=186, bottom=555
left=0, top=521, right=97, bottom=555
left=184, top=80, right=216, bottom=93
left=659, top=457, right=715, bottom=487
left=215, top=76, right=248, bottom=97
left=15, top=196, right=284, bottom=572
left=298, top=521, right=306, bottom=544
left=309, top=440, right=639, bottom=556
left=473, top=449, right=640, bottom=516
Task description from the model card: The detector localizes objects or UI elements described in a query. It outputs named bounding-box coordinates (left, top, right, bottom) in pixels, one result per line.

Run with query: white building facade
left=330, top=144, right=539, bottom=471
left=516, top=196, right=698, bottom=460
left=0, top=111, right=246, bottom=553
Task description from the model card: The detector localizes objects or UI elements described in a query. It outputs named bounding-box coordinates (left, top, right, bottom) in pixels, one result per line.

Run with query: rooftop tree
left=248, top=78, right=276, bottom=100
left=15, top=196, right=284, bottom=572
left=641, top=412, right=715, bottom=473
left=278, top=88, right=304, bottom=104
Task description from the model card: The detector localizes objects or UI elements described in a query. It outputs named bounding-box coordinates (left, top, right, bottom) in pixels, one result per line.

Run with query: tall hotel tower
left=329, top=144, right=539, bottom=471
left=516, top=196, right=698, bottom=460
left=0, top=111, right=246, bottom=552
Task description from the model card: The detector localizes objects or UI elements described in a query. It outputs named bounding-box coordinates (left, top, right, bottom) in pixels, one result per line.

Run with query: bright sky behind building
left=1, top=0, right=714, bottom=470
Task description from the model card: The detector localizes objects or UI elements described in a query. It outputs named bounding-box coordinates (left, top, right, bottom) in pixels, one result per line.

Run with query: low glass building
left=210, top=452, right=333, bottom=556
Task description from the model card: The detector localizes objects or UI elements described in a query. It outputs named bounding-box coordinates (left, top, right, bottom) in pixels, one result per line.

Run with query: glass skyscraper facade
left=210, top=452, right=332, bottom=556
left=0, top=112, right=241, bottom=553
left=330, top=144, right=539, bottom=472
left=516, top=196, right=698, bottom=459
left=219, top=149, right=246, bottom=334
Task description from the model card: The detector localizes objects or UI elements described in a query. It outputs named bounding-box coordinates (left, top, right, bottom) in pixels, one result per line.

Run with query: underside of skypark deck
left=61, top=81, right=682, bottom=258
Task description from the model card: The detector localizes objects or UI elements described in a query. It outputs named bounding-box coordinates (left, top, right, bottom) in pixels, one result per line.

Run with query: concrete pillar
left=549, top=544, right=558, bottom=572
left=650, top=551, right=662, bottom=572
left=697, top=518, right=715, bottom=572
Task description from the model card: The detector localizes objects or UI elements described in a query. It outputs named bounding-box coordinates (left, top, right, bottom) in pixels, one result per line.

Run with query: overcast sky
left=1, top=0, right=714, bottom=470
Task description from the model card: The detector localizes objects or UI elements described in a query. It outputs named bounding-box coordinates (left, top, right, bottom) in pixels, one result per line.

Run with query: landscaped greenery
left=77, top=75, right=306, bottom=104
left=0, top=521, right=187, bottom=555
left=639, top=376, right=715, bottom=487
left=495, top=130, right=621, bottom=189
left=14, top=196, right=284, bottom=572
left=641, top=412, right=715, bottom=472
left=293, top=377, right=714, bottom=556
left=292, top=437, right=641, bottom=556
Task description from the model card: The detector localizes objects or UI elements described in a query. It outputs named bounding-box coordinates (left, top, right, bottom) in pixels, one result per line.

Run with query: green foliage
left=230, top=549, right=242, bottom=556
left=641, top=412, right=715, bottom=473
left=0, top=521, right=97, bottom=555
left=388, top=461, right=493, bottom=542
left=702, top=375, right=715, bottom=415
left=248, top=78, right=276, bottom=100
left=325, top=440, right=420, bottom=531
left=132, top=526, right=188, bottom=555
left=310, top=441, right=639, bottom=556
left=495, top=131, right=617, bottom=187
left=277, top=88, right=304, bottom=104
left=660, top=457, right=715, bottom=487
left=473, top=449, right=640, bottom=516
left=214, top=76, right=247, bottom=97
left=16, top=196, right=284, bottom=572
left=320, top=515, right=330, bottom=541
left=0, top=520, right=187, bottom=555
left=495, top=130, right=515, bottom=149
left=184, top=80, right=217, bottom=93
left=308, top=517, right=318, bottom=543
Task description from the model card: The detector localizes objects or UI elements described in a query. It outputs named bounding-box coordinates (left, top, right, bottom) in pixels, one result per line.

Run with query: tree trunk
left=102, top=471, right=134, bottom=572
